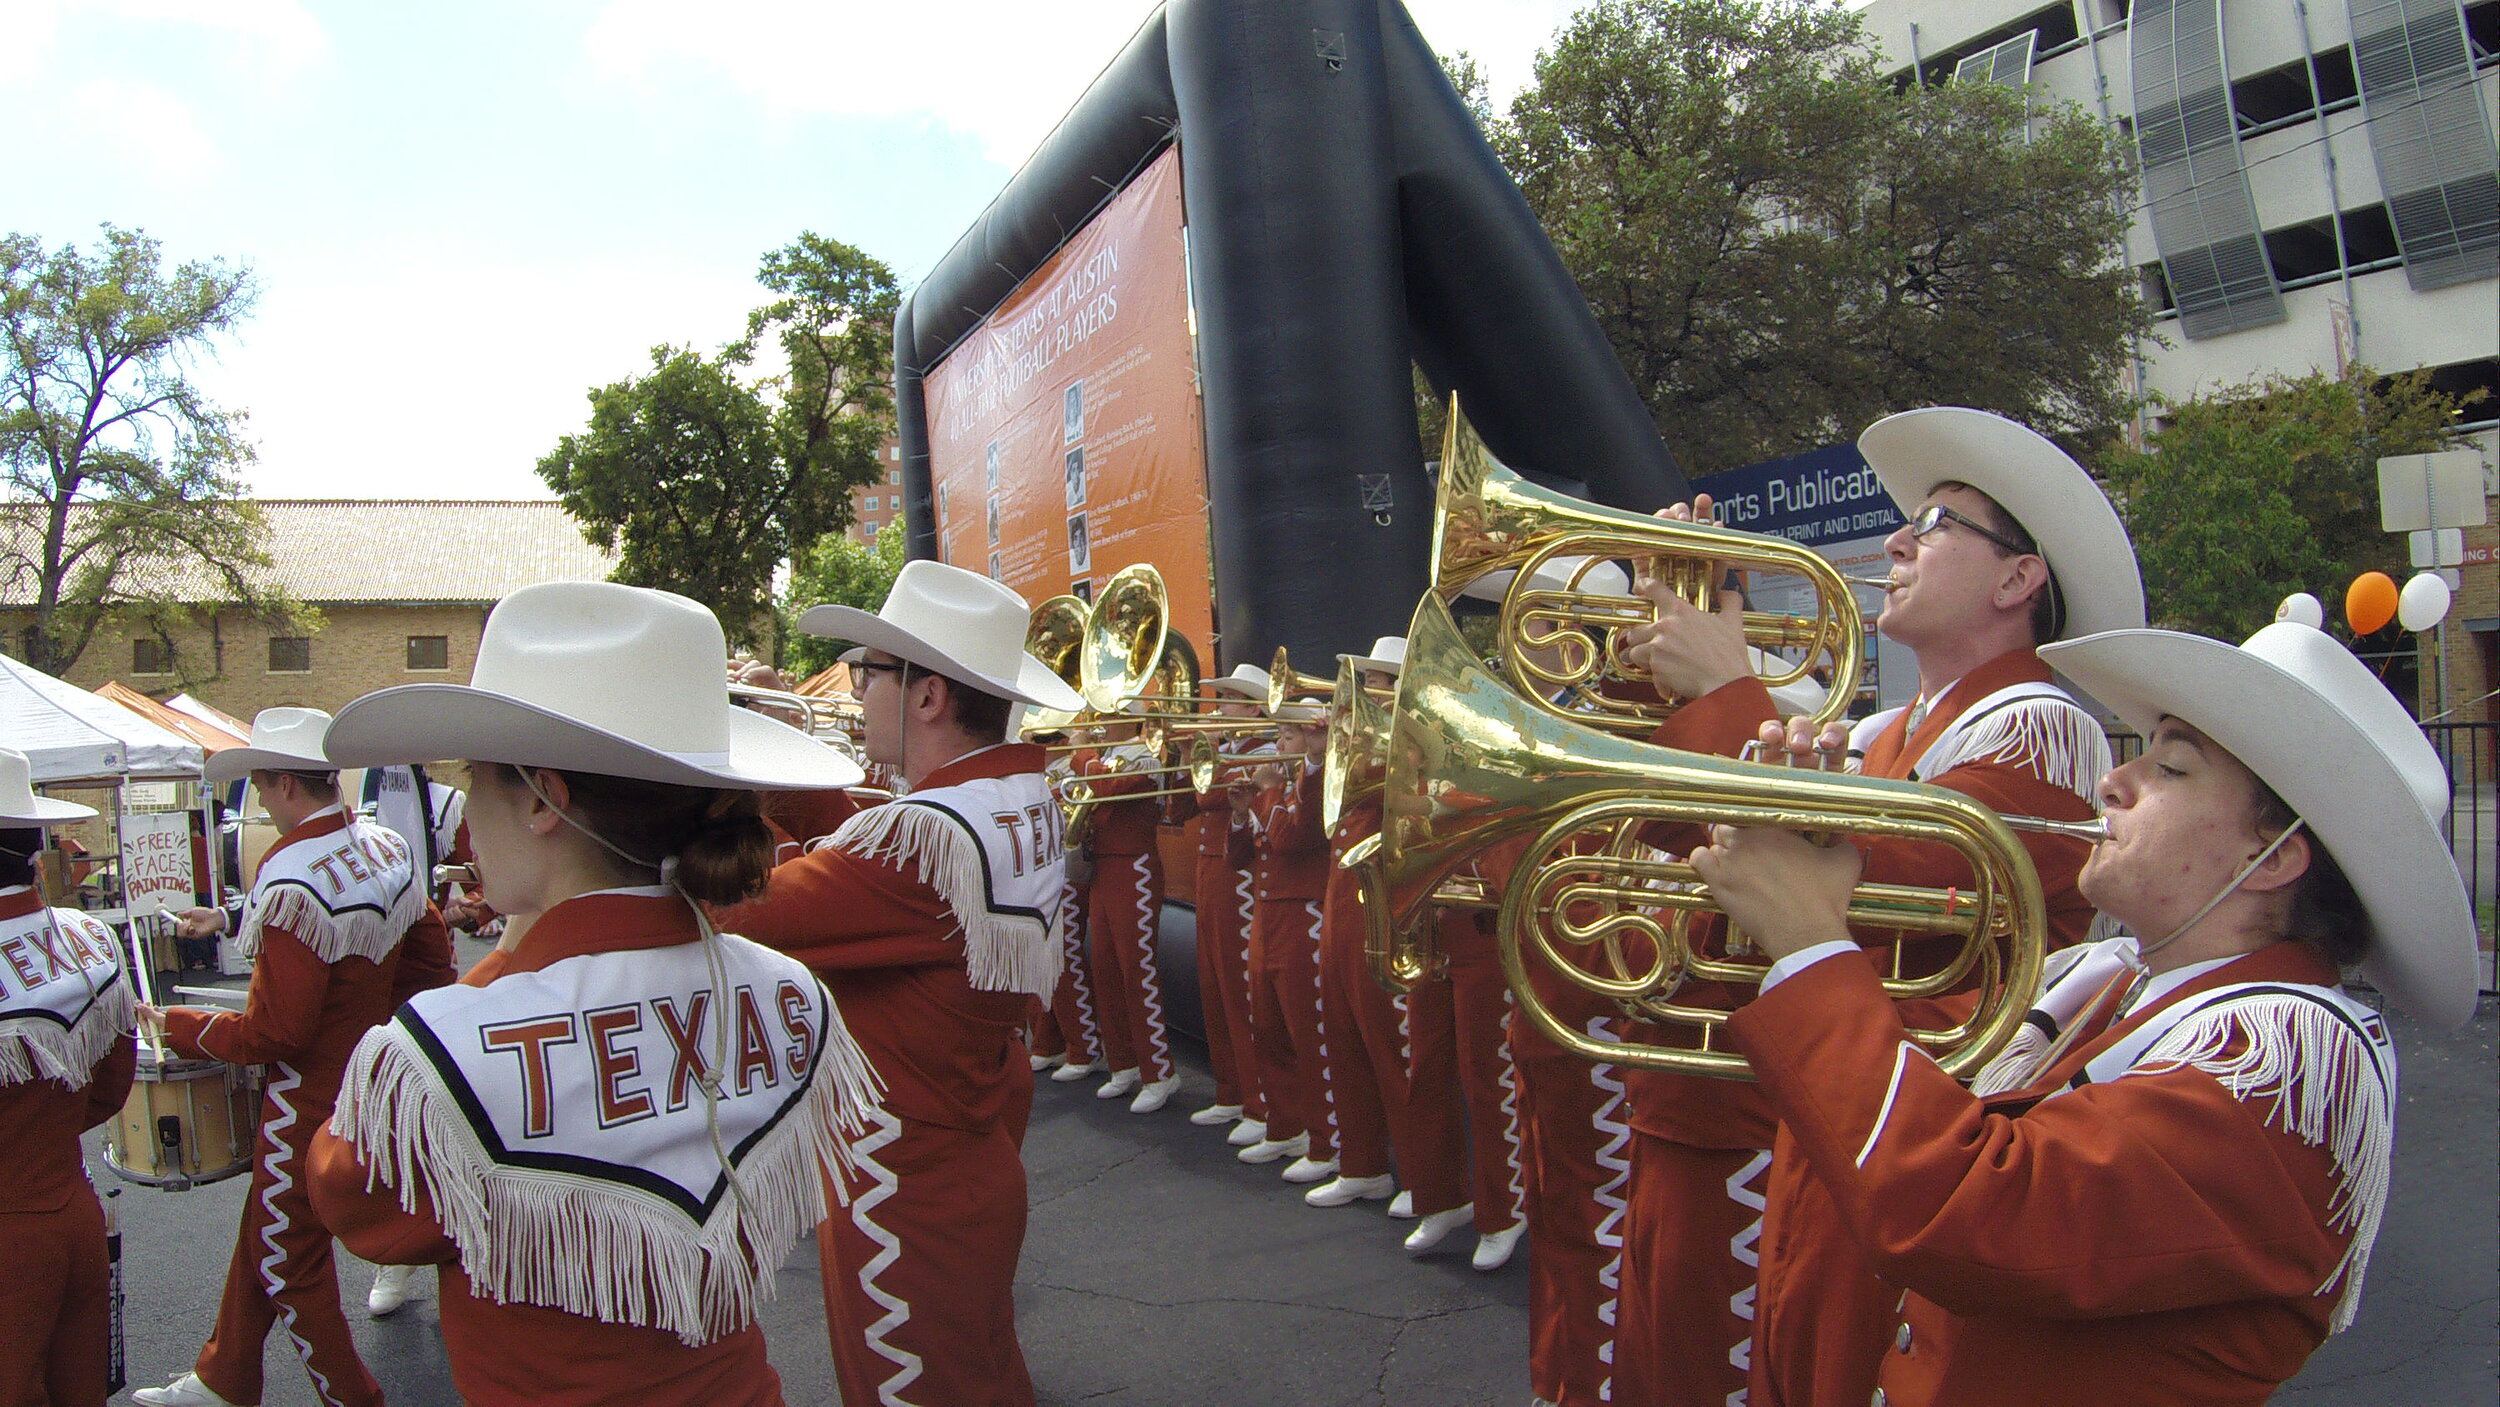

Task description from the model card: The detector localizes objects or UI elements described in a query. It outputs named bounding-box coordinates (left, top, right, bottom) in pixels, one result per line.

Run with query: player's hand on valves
left=1618, top=576, right=1752, bottom=702
left=1688, top=816, right=1860, bottom=962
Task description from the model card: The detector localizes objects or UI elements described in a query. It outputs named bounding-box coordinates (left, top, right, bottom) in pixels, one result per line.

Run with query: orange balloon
left=2345, top=572, right=2399, bottom=634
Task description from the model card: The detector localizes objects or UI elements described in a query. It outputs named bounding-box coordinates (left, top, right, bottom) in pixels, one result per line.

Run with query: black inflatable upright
left=894, top=0, right=1685, bottom=671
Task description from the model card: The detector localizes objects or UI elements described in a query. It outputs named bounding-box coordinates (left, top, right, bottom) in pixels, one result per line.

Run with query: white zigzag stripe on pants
left=1584, top=1014, right=1633, bottom=1404
left=253, top=1064, right=345, bottom=1407
left=1127, top=857, right=1170, bottom=1079
left=1723, top=1148, right=1773, bottom=1401
left=848, top=1105, right=926, bottom=1406
left=1300, top=901, right=1338, bottom=1147
left=1495, top=990, right=1526, bottom=1223
left=1061, top=880, right=1098, bottom=1056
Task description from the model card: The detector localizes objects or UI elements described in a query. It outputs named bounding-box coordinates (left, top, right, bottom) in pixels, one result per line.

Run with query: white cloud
left=70, top=79, right=229, bottom=189
left=584, top=0, right=1578, bottom=170
left=95, top=0, right=328, bottom=73
left=217, top=245, right=764, bottom=499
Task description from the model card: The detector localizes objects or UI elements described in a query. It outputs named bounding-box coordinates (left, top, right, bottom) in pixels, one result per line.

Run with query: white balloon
left=2274, top=592, right=2325, bottom=629
left=2397, top=573, right=2452, bottom=633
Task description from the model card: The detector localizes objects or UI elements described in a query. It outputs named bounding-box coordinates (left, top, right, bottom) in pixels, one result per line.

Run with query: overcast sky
left=3, top=0, right=1582, bottom=500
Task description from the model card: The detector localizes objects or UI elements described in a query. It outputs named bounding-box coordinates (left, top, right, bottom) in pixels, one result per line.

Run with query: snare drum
left=104, top=1048, right=263, bottom=1188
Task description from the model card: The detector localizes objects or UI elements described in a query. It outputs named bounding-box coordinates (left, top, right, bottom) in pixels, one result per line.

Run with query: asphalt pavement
left=96, top=930, right=2495, bottom=1406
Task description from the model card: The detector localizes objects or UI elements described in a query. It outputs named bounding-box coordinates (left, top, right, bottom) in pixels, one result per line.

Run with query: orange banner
left=924, top=146, right=1213, bottom=669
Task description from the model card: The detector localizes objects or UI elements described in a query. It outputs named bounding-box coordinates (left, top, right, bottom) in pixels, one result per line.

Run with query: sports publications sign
left=923, top=146, right=1215, bottom=663
left=1694, top=443, right=1914, bottom=711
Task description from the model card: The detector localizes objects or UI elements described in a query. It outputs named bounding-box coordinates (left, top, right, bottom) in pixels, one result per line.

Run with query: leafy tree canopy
left=780, top=524, right=906, bottom=677
left=2095, top=365, right=2479, bottom=642
left=1488, top=0, right=2149, bottom=473
left=540, top=234, right=899, bottom=647
left=0, top=224, right=299, bottom=680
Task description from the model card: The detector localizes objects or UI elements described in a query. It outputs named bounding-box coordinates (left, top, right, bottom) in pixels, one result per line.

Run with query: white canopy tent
left=0, top=653, right=203, bottom=784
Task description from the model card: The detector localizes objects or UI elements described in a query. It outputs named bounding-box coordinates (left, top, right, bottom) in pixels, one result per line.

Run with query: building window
left=865, top=522, right=880, bottom=540
left=862, top=495, right=879, bottom=512
left=268, top=636, right=311, bottom=674
left=133, top=638, right=171, bottom=675
left=889, top=468, right=901, bottom=483
left=406, top=635, right=450, bottom=671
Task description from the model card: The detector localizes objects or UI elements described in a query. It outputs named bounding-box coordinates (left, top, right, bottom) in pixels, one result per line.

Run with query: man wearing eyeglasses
left=1601, top=408, right=2146, bottom=1407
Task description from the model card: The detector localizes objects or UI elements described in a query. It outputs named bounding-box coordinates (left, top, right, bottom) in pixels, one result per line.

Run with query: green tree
left=540, top=234, right=899, bottom=646
left=2094, top=366, right=2478, bottom=642
left=0, top=225, right=298, bottom=679
left=780, top=525, right=907, bottom=676
left=1491, top=0, right=2149, bottom=473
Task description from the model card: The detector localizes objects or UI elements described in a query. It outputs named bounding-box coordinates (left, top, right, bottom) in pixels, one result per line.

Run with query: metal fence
left=2110, top=721, right=2499, bottom=992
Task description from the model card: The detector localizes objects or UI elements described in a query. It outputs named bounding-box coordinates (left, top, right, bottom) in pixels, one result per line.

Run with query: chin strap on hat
left=2131, top=818, right=2309, bottom=974
left=516, top=767, right=753, bottom=1225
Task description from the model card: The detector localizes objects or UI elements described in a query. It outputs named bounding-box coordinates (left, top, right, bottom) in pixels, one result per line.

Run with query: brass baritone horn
left=1432, top=396, right=1866, bottom=735
left=1022, top=594, right=1093, bottom=736
left=1359, top=593, right=2047, bottom=1081
left=1322, top=660, right=1391, bottom=830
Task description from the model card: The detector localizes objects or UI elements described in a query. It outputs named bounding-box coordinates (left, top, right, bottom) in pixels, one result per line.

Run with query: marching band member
left=1071, top=705, right=1180, bottom=1111
left=712, top=561, right=1082, bottom=1407
left=305, top=581, right=874, bottom=1405
left=1612, top=408, right=2144, bottom=1407
left=1232, top=699, right=1338, bottom=1181
left=135, top=711, right=426, bottom=1407
left=1025, top=719, right=1103, bottom=1082
left=1306, top=638, right=1419, bottom=1212
left=1161, top=664, right=1273, bottom=1137
left=1692, top=621, right=2475, bottom=1405
left=0, top=749, right=135, bottom=1407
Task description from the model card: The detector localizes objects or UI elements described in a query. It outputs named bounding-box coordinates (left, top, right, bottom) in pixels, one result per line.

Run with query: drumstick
left=124, top=915, right=170, bottom=1058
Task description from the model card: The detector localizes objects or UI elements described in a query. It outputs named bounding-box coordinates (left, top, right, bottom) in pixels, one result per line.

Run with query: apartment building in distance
left=1857, top=0, right=2498, bottom=718
left=845, top=440, right=907, bottom=544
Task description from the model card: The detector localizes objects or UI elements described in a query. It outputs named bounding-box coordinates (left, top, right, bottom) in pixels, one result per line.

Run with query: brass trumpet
left=1431, top=396, right=1865, bottom=735
left=1267, top=647, right=1332, bottom=714
left=1353, top=592, right=2048, bottom=1081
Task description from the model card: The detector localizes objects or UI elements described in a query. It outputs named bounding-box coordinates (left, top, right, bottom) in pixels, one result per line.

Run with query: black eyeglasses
left=1910, top=502, right=2031, bottom=557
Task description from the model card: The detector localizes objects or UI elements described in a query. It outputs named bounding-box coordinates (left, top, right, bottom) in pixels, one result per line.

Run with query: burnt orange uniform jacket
left=1250, top=764, right=1330, bottom=902
left=0, top=886, right=137, bottom=1407
left=1621, top=651, right=2102, bottom=1407
left=308, top=895, right=786, bottom=1407
left=1074, top=748, right=1162, bottom=857
left=1730, top=940, right=2364, bottom=1406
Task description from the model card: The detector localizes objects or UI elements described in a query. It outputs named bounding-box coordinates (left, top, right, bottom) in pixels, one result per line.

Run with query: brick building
left=2, top=500, right=617, bottom=718
left=843, top=440, right=906, bottom=544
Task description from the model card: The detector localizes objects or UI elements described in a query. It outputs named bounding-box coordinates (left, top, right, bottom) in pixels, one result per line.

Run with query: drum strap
left=0, top=905, right=134, bottom=1088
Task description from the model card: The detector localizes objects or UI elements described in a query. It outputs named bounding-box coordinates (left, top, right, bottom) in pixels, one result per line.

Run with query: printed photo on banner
left=1068, top=514, right=1092, bottom=574
left=988, top=551, right=1003, bottom=581
left=985, top=440, right=1000, bottom=492
left=1073, top=578, right=1093, bottom=604
left=1063, top=381, right=1085, bottom=445
left=987, top=495, right=1001, bottom=547
left=1065, top=447, right=1086, bottom=509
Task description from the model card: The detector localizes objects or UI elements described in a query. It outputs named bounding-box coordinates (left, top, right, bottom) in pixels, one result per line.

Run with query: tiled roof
left=0, top=500, right=619, bottom=605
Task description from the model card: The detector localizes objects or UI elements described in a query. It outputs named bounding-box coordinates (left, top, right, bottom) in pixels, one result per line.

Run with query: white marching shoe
left=1238, top=1130, right=1307, bottom=1165
left=1305, top=1172, right=1396, bottom=1208
left=368, top=1261, right=424, bottom=1316
left=1280, top=1154, right=1338, bottom=1185
left=1387, top=1190, right=1417, bottom=1219
left=1472, top=1220, right=1528, bottom=1271
left=133, top=1373, right=243, bottom=1407
left=1402, top=1203, right=1475, bottom=1254
left=1226, top=1117, right=1269, bottom=1148
left=1095, top=1067, right=1141, bottom=1099
left=1190, top=1101, right=1244, bottom=1127
left=1128, top=1075, right=1182, bottom=1114
left=1030, top=1051, right=1064, bottom=1073
left=1049, top=1058, right=1100, bottom=1083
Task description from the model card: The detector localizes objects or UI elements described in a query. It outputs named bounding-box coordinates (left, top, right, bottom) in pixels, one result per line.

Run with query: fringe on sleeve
left=1917, top=696, right=2111, bottom=802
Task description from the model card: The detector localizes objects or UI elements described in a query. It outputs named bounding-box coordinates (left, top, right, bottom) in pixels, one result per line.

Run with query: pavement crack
left=1025, top=1279, right=1411, bottom=1323
left=1028, top=1147, right=1155, bottom=1209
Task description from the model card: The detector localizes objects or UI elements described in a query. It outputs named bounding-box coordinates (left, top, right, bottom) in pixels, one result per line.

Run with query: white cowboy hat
left=1270, top=700, right=1327, bottom=724
left=1460, top=556, right=1631, bottom=603
left=1204, top=665, right=1273, bottom=701
left=1858, top=407, right=2144, bottom=642
left=204, top=708, right=338, bottom=787
left=326, top=582, right=863, bottom=791
left=1342, top=636, right=1408, bottom=677
left=2040, top=622, right=2475, bottom=1028
left=0, top=747, right=95, bottom=826
left=799, top=561, right=1084, bottom=711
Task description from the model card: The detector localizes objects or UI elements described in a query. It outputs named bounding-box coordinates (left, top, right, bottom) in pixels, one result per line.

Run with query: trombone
left=1347, top=591, right=2056, bottom=1081
left=1053, top=739, right=1311, bottom=803
left=1429, top=396, right=1868, bottom=736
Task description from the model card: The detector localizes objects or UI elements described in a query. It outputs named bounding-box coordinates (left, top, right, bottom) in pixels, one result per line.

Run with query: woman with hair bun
left=303, top=581, right=880, bottom=1407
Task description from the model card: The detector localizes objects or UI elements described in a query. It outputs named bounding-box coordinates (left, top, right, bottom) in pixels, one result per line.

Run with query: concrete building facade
left=1858, top=0, right=2499, bottom=721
